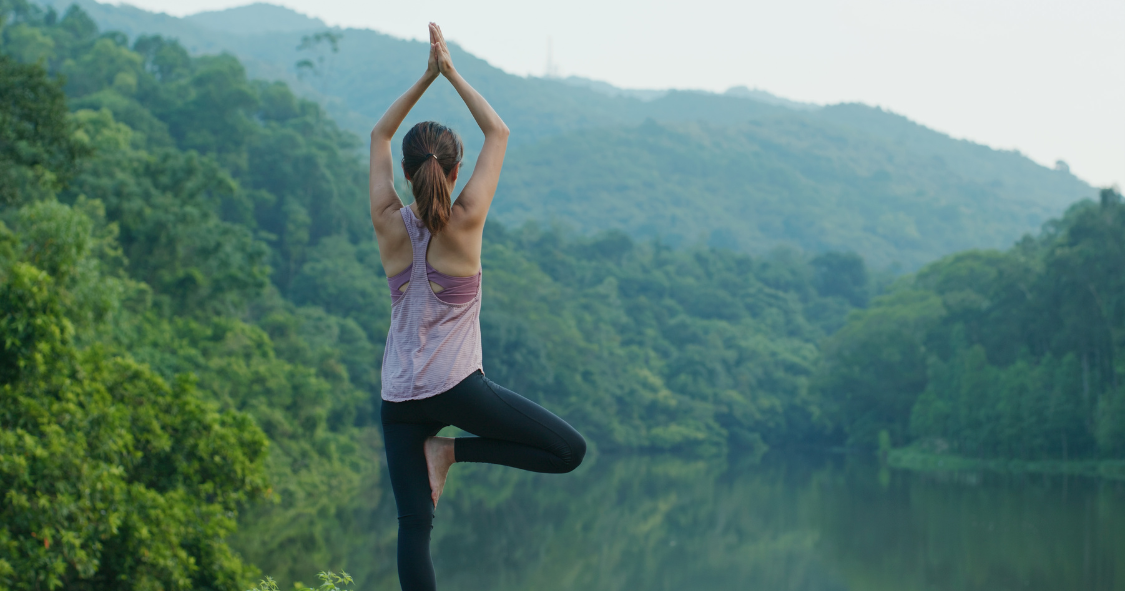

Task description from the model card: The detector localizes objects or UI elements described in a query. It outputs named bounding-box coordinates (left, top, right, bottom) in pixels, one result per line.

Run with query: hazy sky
left=112, top=0, right=1123, bottom=188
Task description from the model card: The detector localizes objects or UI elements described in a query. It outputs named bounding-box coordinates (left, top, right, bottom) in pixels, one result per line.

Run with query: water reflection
left=234, top=452, right=1124, bottom=590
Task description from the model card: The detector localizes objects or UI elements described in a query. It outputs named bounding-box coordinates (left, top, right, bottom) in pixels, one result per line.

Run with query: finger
left=430, top=25, right=448, bottom=58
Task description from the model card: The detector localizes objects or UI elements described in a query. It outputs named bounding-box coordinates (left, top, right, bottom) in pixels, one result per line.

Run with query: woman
left=369, top=23, right=587, bottom=591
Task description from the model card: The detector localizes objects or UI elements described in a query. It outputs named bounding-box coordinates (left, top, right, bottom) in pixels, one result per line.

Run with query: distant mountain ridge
left=724, top=85, right=819, bottom=111
left=184, top=2, right=325, bottom=34
left=558, top=76, right=670, bottom=102
left=35, top=0, right=1095, bottom=268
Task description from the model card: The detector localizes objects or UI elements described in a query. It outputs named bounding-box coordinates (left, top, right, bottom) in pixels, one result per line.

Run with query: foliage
left=0, top=199, right=269, bottom=590
left=493, top=114, right=1089, bottom=269
left=471, top=225, right=857, bottom=454
left=820, top=188, right=1125, bottom=458
left=0, top=53, right=89, bottom=204
left=0, top=5, right=376, bottom=587
left=295, top=31, right=341, bottom=80
left=248, top=571, right=352, bottom=591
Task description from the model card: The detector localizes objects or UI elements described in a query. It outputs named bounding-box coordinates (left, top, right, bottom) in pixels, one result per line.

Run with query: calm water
left=234, top=452, right=1125, bottom=591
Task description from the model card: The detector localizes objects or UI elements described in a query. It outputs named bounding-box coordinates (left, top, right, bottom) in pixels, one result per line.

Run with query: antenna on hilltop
left=545, top=36, right=560, bottom=78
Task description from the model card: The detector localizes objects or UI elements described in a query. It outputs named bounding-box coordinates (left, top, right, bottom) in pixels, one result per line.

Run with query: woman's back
left=378, top=201, right=486, bottom=297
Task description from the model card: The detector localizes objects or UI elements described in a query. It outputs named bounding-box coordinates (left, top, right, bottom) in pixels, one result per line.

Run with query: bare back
left=375, top=201, right=486, bottom=294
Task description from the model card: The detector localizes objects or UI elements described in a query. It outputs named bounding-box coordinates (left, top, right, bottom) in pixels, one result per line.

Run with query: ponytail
left=413, top=155, right=452, bottom=233
left=402, top=122, right=463, bottom=234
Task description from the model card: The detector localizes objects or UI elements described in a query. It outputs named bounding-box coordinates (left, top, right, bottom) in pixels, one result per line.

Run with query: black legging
left=380, top=370, right=586, bottom=591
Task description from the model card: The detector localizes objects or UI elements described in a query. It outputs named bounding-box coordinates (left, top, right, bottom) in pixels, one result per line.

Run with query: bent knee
left=560, top=432, right=587, bottom=473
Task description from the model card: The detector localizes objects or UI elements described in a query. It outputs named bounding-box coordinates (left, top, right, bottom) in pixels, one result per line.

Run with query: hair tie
left=424, top=153, right=437, bottom=159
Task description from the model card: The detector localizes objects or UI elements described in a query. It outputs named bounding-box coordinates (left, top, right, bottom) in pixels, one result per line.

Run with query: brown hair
left=402, top=121, right=463, bottom=234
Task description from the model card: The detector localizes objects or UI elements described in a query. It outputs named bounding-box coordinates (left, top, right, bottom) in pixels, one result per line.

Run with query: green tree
left=0, top=53, right=87, bottom=204
left=0, top=202, right=269, bottom=591
left=823, top=188, right=1125, bottom=459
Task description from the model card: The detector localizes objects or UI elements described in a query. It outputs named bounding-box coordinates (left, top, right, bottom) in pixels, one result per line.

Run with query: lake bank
left=888, top=448, right=1125, bottom=480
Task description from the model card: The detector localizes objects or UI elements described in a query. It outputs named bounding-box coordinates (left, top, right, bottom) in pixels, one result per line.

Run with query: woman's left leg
left=425, top=371, right=586, bottom=474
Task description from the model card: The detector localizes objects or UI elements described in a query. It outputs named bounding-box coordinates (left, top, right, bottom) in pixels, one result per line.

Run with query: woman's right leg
left=381, top=400, right=445, bottom=591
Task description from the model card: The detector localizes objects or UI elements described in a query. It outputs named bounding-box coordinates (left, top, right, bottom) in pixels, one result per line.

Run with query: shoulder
left=373, top=205, right=412, bottom=254
left=449, top=199, right=487, bottom=232
left=373, top=203, right=408, bottom=236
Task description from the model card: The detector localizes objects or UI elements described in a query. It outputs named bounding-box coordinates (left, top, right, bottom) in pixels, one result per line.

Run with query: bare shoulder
left=372, top=201, right=405, bottom=235
left=373, top=205, right=413, bottom=276
left=450, top=196, right=488, bottom=231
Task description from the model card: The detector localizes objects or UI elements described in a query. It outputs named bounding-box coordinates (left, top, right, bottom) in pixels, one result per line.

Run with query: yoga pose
left=369, top=23, right=587, bottom=591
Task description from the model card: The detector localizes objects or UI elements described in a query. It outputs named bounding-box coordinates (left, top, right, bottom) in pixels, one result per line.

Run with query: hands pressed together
left=426, top=22, right=455, bottom=78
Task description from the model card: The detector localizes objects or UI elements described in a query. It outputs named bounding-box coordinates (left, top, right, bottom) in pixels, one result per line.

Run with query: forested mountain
left=34, top=0, right=1094, bottom=269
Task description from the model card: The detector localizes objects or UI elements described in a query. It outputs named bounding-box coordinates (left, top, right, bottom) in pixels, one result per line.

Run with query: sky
left=110, top=0, right=1123, bottom=188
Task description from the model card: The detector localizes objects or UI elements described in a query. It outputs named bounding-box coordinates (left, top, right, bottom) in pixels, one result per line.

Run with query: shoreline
left=888, top=448, right=1125, bottom=480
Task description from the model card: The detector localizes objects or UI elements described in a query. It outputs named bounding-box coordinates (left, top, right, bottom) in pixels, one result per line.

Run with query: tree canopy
left=818, top=188, right=1125, bottom=457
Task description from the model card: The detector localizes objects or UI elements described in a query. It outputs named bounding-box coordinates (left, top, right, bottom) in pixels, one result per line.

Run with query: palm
left=426, top=32, right=439, bottom=76
left=429, top=23, right=454, bottom=75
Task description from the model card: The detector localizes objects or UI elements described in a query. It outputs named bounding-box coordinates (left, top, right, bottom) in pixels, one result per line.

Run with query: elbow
left=488, top=122, right=510, bottom=140
left=370, top=125, right=392, bottom=141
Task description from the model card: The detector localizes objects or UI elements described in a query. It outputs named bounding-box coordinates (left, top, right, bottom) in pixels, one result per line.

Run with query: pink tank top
left=381, top=207, right=484, bottom=402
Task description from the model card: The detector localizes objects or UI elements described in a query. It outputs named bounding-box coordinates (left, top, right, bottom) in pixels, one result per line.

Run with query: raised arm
left=368, top=38, right=441, bottom=232
left=430, top=24, right=510, bottom=229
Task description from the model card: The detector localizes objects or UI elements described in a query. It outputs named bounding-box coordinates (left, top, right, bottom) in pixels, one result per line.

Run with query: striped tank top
left=381, top=207, right=484, bottom=402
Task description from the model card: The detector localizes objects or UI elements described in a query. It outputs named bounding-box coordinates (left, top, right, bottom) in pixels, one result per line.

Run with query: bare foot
left=424, top=436, right=455, bottom=508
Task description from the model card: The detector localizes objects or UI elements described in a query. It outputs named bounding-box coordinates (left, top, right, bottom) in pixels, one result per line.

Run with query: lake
left=233, top=452, right=1124, bottom=590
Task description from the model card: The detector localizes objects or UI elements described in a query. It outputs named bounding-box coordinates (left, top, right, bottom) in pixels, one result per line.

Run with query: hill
left=496, top=113, right=1089, bottom=265
left=34, top=0, right=1095, bottom=269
